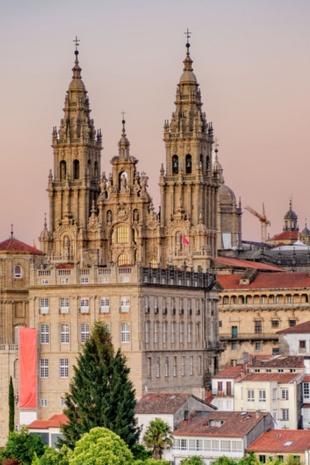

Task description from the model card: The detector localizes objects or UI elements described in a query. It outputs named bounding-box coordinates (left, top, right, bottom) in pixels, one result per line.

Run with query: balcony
left=220, top=332, right=279, bottom=342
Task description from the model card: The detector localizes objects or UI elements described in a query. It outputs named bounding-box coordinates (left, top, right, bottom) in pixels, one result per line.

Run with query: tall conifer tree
left=8, top=376, right=15, bottom=433
left=60, top=322, right=140, bottom=449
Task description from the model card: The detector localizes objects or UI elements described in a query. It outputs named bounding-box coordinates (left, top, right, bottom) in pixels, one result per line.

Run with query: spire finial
left=214, top=137, right=219, bottom=161
left=184, top=28, right=191, bottom=54
left=44, top=213, right=47, bottom=230
left=121, top=111, right=126, bottom=135
left=73, top=36, right=80, bottom=58
left=10, top=224, right=14, bottom=238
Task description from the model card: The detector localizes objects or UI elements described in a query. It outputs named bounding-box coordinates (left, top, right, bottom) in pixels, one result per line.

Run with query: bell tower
left=159, top=32, right=219, bottom=270
left=40, top=40, right=102, bottom=262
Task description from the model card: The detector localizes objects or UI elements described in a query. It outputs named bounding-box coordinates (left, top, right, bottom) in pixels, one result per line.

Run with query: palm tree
left=143, top=418, right=173, bottom=460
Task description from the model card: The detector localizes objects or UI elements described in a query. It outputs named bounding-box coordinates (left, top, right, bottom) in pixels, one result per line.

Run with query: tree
left=3, top=426, right=45, bottom=465
left=8, top=376, right=15, bottom=433
left=143, top=419, right=173, bottom=460
left=60, top=322, right=140, bottom=449
left=180, top=457, right=205, bottom=465
left=211, top=457, right=238, bottom=465
left=69, top=427, right=133, bottom=465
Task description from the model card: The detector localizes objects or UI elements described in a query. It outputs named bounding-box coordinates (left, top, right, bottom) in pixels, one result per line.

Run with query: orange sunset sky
left=1, top=0, right=309, bottom=246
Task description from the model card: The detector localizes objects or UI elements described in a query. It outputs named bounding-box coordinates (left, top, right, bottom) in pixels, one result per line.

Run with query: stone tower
left=40, top=47, right=102, bottom=262
left=159, top=38, right=219, bottom=271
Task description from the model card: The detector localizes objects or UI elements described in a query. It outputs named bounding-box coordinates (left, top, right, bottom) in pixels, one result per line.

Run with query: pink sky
left=1, top=0, right=310, bottom=246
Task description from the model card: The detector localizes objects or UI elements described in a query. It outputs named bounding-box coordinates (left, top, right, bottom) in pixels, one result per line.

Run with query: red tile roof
left=174, top=411, right=270, bottom=437
left=250, top=355, right=304, bottom=369
left=268, top=231, right=299, bottom=243
left=213, top=257, right=283, bottom=272
left=303, top=375, right=310, bottom=382
left=277, top=320, right=310, bottom=335
left=218, top=272, right=310, bottom=290
left=0, top=237, right=42, bottom=254
left=212, top=365, right=246, bottom=379
left=136, top=393, right=212, bottom=414
left=55, top=263, right=74, bottom=269
left=28, top=414, right=68, bottom=429
left=238, top=372, right=301, bottom=383
left=247, top=430, right=310, bottom=453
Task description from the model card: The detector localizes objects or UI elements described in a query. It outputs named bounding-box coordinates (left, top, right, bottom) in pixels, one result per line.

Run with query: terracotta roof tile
left=250, top=355, right=304, bottom=369
left=136, top=393, right=194, bottom=414
left=28, top=414, right=68, bottom=429
left=218, top=272, right=310, bottom=290
left=247, top=429, right=310, bottom=453
left=0, top=237, right=42, bottom=254
left=174, top=411, right=270, bottom=437
left=268, top=231, right=299, bottom=242
left=212, top=365, right=246, bottom=379
left=55, top=263, right=74, bottom=269
left=238, top=372, right=300, bottom=383
left=277, top=320, right=310, bottom=335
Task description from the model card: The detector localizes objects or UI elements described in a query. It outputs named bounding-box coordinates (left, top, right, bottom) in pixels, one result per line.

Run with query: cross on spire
left=184, top=28, right=192, bottom=48
left=121, top=111, right=126, bottom=134
left=214, top=137, right=219, bottom=153
left=73, top=36, right=80, bottom=53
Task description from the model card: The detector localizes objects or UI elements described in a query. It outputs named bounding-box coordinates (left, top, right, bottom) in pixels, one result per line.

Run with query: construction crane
left=244, top=203, right=271, bottom=243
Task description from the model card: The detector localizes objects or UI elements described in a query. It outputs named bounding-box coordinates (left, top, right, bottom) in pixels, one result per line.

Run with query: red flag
left=183, top=236, right=189, bottom=245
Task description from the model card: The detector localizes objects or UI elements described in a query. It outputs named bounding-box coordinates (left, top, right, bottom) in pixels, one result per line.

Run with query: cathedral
left=0, top=37, right=242, bottom=443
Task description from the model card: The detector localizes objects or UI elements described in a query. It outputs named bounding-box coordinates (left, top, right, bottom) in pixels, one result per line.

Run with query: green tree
left=238, top=452, right=260, bottom=465
left=143, top=419, right=173, bottom=460
left=180, top=457, right=205, bottom=465
left=60, top=322, right=140, bottom=449
left=37, top=445, right=71, bottom=465
left=69, top=427, right=133, bottom=465
left=211, top=457, right=238, bottom=465
left=8, top=376, right=15, bottom=433
left=3, top=426, right=45, bottom=465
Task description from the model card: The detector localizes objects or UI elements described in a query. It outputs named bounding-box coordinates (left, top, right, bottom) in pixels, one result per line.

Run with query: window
left=147, top=357, right=152, bottom=378
left=60, top=397, right=66, bottom=407
left=60, top=324, right=69, bottom=344
left=116, top=226, right=129, bottom=244
left=60, top=297, right=69, bottom=313
left=274, top=296, right=279, bottom=304
left=219, top=320, right=222, bottom=327
left=145, top=321, right=150, bottom=344
left=223, top=296, right=229, bottom=305
left=121, top=323, right=130, bottom=343
left=100, top=297, right=110, bottom=313
left=196, top=299, right=200, bottom=315
left=271, top=320, right=279, bottom=328
left=231, top=342, right=237, bottom=350
left=80, top=277, right=89, bottom=284
left=255, top=342, right=262, bottom=351
left=232, top=441, right=242, bottom=452
left=154, top=322, right=159, bottom=343
left=185, top=154, right=192, bottom=174
left=154, top=296, right=158, bottom=313
left=171, top=297, right=175, bottom=314
left=180, top=439, right=187, bottom=451
left=14, top=264, right=22, bottom=279
left=40, top=325, right=49, bottom=344
left=259, top=390, right=266, bottom=402
left=40, top=359, right=49, bottom=378
left=281, top=389, right=289, bottom=400
left=254, top=320, right=262, bottom=334
left=179, top=322, right=184, bottom=343
left=299, top=340, right=306, bottom=352
left=81, top=323, right=90, bottom=343
left=286, top=295, right=293, bottom=304
left=231, top=326, right=238, bottom=338
left=162, top=322, right=167, bottom=343
left=173, top=357, right=177, bottom=377
left=60, top=359, right=69, bottom=378
left=289, top=319, right=296, bottom=327
left=303, top=382, right=310, bottom=400
left=40, top=399, right=48, bottom=408
left=162, top=297, right=167, bottom=313
left=189, top=356, right=193, bottom=376
left=40, top=298, right=49, bottom=314
left=272, top=388, right=277, bottom=401
left=281, top=409, right=289, bottom=421
left=187, top=322, right=192, bottom=343
left=171, top=322, right=176, bottom=343
left=247, top=390, right=255, bottom=402
left=120, top=296, right=130, bottom=312
left=156, top=357, right=160, bottom=377
left=80, top=298, right=89, bottom=314
left=164, top=357, right=169, bottom=377
left=181, top=356, right=185, bottom=376
left=259, top=456, right=266, bottom=464
left=172, top=154, right=179, bottom=174
left=221, top=440, right=231, bottom=452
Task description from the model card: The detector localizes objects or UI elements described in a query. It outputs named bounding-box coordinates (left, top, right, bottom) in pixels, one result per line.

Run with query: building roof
left=217, top=272, right=310, bottom=291
left=249, top=355, right=304, bottom=369
left=247, top=429, right=310, bottom=453
left=277, top=320, right=310, bottom=335
left=136, top=393, right=212, bottom=415
left=0, top=236, right=42, bottom=254
left=268, top=231, right=299, bottom=243
left=174, top=411, right=270, bottom=437
left=28, top=414, right=68, bottom=429
left=213, top=257, right=283, bottom=272
left=238, top=372, right=301, bottom=383
left=212, top=365, right=245, bottom=379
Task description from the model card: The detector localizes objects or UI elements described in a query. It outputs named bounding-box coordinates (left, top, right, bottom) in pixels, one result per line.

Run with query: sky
left=0, top=0, right=310, bottom=246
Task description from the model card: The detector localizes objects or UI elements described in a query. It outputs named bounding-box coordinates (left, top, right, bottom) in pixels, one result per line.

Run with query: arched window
left=94, top=161, right=98, bottom=178
left=186, top=154, right=192, bottom=174
left=116, top=226, right=129, bottom=244
left=206, top=155, right=210, bottom=171
left=172, top=155, right=179, bottom=174
left=14, top=264, right=22, bottom=279
left=60, top=161, right=66, bottom=181
left=63, top=236, right=71, bottom=260
left=117, top=253, right=130, bottom=266
left=175, top=231, right=182, bottom=250
left=73, top=160, right=80, bottom=179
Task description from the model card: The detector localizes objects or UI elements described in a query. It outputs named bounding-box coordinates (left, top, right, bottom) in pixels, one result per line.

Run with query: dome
left=68, top=78, right=86, bottom=92
left=285, top=207, right=298, bottom=221
left=179, top=70, right=197, bottom=84
left=218, top=184, right=237, bottom=206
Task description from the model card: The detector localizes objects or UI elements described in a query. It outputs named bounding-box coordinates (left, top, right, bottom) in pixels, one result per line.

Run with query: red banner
left=19, top=328, right=37, bottom=409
